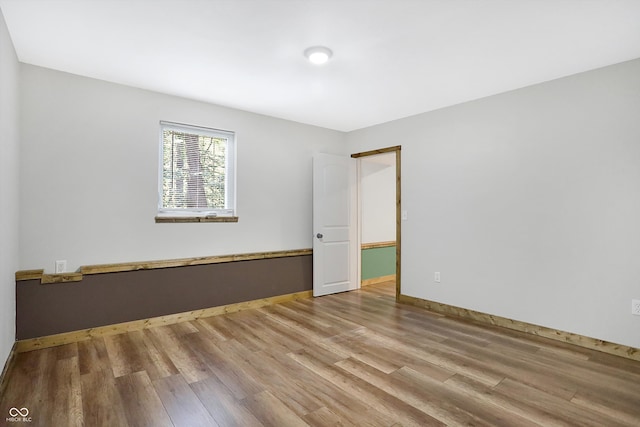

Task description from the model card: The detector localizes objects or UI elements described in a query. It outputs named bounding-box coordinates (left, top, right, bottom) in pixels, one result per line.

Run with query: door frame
left=351, top=145, right=401, bottom=300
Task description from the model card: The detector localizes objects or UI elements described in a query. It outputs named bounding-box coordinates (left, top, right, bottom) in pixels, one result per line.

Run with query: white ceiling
left=2, top=0, right=640, bottom=132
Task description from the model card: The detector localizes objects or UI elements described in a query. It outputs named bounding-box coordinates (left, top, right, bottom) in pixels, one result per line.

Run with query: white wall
left=20, top=65, right=346, bottom=272
left=14, top=43, right=640, bottom=351
left=347, top=58, right=640, bottom=349
left=360, top=153, right=395, bottom=243
left=0, top=9, right=19, bottom=366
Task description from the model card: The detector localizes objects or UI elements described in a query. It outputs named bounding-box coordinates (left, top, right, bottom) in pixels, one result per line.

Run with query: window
left=157, top=121, right=236, bottom=221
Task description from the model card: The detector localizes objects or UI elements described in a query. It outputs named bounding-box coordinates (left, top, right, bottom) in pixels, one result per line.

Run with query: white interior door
left=313, top=153, right=359, bottom=297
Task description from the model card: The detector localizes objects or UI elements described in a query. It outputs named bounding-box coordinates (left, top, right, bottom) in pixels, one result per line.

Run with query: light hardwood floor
left=1, top=281, right=639, bottom=426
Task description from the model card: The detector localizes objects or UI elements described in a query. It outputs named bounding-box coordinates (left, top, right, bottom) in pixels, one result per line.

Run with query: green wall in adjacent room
left=361, top=246, right=396, bottom=280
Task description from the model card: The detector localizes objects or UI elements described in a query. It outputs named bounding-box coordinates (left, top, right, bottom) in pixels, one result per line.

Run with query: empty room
left=1, top=0, right=640, bottom=426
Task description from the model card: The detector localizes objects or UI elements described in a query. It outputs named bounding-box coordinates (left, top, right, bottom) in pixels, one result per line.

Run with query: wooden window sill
left=155, top=216, right=239, bottom=223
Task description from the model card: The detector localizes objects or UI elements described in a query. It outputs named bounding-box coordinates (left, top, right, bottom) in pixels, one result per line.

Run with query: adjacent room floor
left=1, top=281, right=639, bottom=426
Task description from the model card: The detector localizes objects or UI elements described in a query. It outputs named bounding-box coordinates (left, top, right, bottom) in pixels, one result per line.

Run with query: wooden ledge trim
left=15, top=248, right=312, bottom=282
left=80, top=248, right=312, bottom=275
left=15, top=289, right=313, bottom=353
left=15, top=269, right=44, bottom=281
left=40, top=273, right=83, bottom=284
left=361, top=241, right=396, bottom=250
left=398, top=294, right=640, bottom=362
left=155, top=216, right=239, bottom=223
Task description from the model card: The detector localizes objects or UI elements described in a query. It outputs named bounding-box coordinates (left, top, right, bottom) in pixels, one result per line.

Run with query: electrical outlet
left=55, top=260, right=66, bottom=274
left=434, top=272, right=441, bottom=283
left=632, top=299, right=640, bottom=316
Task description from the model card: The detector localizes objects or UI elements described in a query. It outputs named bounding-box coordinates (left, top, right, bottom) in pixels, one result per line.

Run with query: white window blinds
left=159, top=121, right=235, bottom=216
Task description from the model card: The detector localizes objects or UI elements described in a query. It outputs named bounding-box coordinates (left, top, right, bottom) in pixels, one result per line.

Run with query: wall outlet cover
left=632, top=299, right=640, bottom=316
left=55, top=260, right=66, bottom=274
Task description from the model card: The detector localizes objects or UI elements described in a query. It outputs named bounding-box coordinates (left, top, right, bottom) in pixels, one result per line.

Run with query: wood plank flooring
left=1, top=281, right=639, bottom=426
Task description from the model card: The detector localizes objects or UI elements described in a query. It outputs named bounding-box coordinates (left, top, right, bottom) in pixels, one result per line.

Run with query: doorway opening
left=352, top=146, right=401, bottom=299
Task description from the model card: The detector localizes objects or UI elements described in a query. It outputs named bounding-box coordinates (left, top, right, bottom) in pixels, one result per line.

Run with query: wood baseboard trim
left=15, top=248, right=312, bottom=283
left=15, top=290, right=313, bottom=353
left=0, top=343, right=17, bottom=397
left=361, top=274, right=396, bottom=286
left=361, top=241, right=396, bottom=250
left=398, top=294, right=640, bottom=362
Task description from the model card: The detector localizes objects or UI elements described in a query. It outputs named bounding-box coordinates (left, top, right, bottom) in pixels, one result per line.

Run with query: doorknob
left=316, top=233, right=323, bottom=239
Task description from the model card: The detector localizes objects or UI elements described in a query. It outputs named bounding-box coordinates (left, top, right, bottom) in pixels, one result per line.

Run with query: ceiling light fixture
left=304, top=46, right=333, bottom=65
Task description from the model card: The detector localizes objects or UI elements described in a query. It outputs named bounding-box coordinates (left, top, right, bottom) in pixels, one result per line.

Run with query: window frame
left=157, top=121, right=237, bottom=222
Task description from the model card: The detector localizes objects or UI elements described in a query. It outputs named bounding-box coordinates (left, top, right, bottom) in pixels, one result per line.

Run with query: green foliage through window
left=161, top=127, right=229, bottom=210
